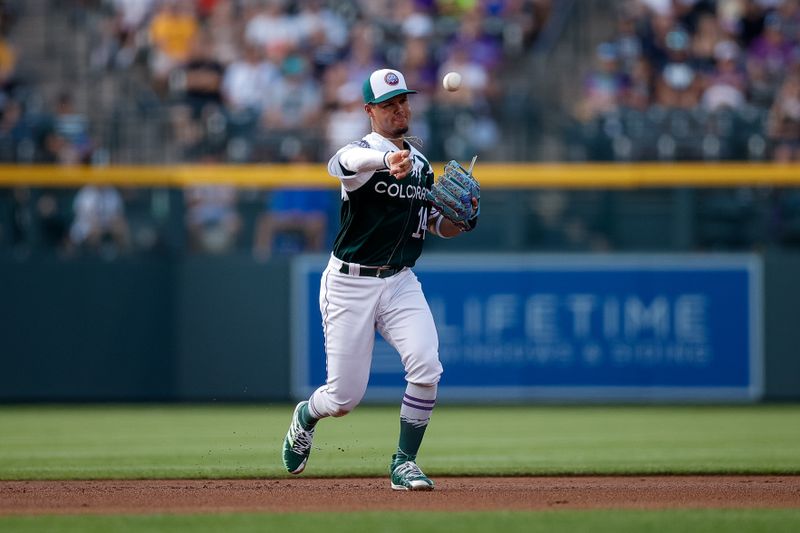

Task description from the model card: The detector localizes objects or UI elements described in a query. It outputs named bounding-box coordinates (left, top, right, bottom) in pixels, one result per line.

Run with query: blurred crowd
left=0, top=0, right=553, bottom=166
left=571, top=0, right=800, bottom=162
left=83, top=0, right=547, bottom=164
left=0, top=0, right=551, bottom=259
left=2, top=1, right=800, bottom=260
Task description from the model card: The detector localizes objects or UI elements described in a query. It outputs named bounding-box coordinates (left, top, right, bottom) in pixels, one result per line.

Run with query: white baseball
left=442, top=71, right=462, bottom=92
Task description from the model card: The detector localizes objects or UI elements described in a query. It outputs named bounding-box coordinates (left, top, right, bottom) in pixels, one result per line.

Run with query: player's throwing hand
left=387, top=150, right=412, bottom=179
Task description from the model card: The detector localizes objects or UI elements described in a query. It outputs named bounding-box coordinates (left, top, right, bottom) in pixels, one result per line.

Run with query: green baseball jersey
left=327, top=133, right=435, bottom=268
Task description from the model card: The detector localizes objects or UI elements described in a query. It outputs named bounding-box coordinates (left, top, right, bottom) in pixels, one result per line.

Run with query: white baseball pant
left=307, top=255, right=443, bottom=418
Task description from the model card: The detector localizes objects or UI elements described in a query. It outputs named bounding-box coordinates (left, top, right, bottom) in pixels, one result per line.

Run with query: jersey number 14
left=411, top=206, right=428, bottom=239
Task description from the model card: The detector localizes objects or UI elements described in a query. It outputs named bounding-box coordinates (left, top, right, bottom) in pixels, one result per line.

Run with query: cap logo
left=363, top=69, right=417, bottom=104
left=384, top=72, right=400, bottom=86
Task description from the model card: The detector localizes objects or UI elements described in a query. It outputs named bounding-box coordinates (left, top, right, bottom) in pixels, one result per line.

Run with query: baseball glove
left=426, top=157, right=480, bottom=232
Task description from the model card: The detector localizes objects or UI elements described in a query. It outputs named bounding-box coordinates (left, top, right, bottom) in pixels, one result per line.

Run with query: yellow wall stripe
left=0, top=163, right=798, bottom=188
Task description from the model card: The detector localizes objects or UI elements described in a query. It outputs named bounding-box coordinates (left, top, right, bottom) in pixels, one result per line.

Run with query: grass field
left=3, top=510, right=800, bottom=533
left=2, top=404, right=799, bottom=479
left=1, top=404, right=799, bottom=531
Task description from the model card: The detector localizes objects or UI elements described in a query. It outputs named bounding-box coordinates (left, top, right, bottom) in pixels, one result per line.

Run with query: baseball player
left=282, top=68, right=479, bottom=491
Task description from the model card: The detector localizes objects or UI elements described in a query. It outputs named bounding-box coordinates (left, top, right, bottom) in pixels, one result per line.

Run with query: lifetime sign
left=432, top=293, right=710, bottom=342
left=292, top=254, right=762, bottom=402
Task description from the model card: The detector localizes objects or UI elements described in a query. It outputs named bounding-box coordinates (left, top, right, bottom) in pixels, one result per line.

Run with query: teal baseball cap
left=362, top=69, right=417, bottom=104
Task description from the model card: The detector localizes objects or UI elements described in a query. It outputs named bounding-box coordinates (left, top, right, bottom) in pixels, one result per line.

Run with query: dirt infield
left=1, top=476, right=799, bottom=515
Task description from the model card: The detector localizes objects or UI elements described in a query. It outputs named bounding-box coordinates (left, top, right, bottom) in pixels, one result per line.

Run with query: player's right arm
left=328, top=143, right=412, bottom=185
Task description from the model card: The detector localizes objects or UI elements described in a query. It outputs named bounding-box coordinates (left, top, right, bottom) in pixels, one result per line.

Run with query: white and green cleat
left=390, top=455, right=434, bottom=491
left=282, top=401, right=315, bottom=474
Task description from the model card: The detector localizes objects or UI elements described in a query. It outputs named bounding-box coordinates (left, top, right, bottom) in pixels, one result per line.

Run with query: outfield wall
left=1, top=251, right=799, bottom=402
left=1, top=163, right=799, bottom=402
left=0, top=256, right=291, bottom=401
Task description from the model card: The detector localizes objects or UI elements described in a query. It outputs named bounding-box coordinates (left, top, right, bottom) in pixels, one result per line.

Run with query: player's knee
left=328, top=392, right=363, bottom=417
left=405, top=353, right=443, bottom=385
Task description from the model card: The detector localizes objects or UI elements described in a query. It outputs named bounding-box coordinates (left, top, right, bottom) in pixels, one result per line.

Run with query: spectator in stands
left=112, top=0, right=156, bottom=40
left=661, top=23, right=693, bottom=63
left=400, top=36, right=437, bottom=98
left=295, top=0, right=349, bottom=72
left=635, top=4, right=678, bottom=70
left=498, top=0, right=552, bottom=55
left=185, top=182, right=243, bottom=254
left=68, top=185, right=131, bottom=257
left=767, top=73, right=800, bottom=161
left=775, top=0, right=800, bottom=41
left=93, top=0, right=155, bottom=72
left=0, top=98, right=32, bottom=162
left=244, top=0, right=296, bottom=53
left=396, top=0, right=435, bottom=45
left=89, top=12, right=124, bottom=74
left=701, top=40, right=747, bottom=112
left=611, top=8, right=644, bottom=74
left=261, top=54, right=322, bottom=161
left=690, top=11, right=724, bottom=74
left=635, top=0, right=673, bottom=18
left=252, top=188, right=330, bottom=262
left=574, top=42, right=629, bottom=122
left=263, top=55, right=322, bottom=130
left=445, top=8, right=503, bottom=72
left=623, top=55, right=655, bottom=110
left=746, top=50, right=780, bottom=107
left=747, top=11, right=795, bottom=89
left=655, top=63, right=700, bottom=109
left=735, top=0, right=767, bottom=48
left=399, top=36, right=436, bottom=140
left=319, top=60, right=350, bottom=111
left=174, top=33, right=225, bottom=119
left=672, top=0, right=716, bottom=36
left=166, top=32, right=226, bottom=160
left=342, top=22, right=381, bottom=88
left=220, top=43, right=279, bottom=160
left=222, top=43, right=278, bottom=116
left=36, top=191, right=70, bottom=254
left=206, top=0, right=241, bottom=66
left=324, top=82, right=369, bottom=156
left=148, top=0, right=199, bottom=95
left=654, top=28, right=702, bottom=108
left=38, top=91, right=94, bottom=165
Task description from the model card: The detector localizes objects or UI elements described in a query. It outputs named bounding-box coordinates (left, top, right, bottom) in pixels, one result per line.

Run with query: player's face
left=367, top=94, right=411, bottom=138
